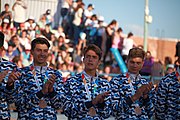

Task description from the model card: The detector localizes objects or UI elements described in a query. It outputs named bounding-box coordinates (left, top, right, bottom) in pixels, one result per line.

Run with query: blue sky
left=83, top=0, right=180, bottom=39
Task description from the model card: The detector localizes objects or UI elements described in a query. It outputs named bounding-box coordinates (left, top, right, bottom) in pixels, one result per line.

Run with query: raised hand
left=41, top=81, right=50, bottom=95
left=41, top=74, right=56, bottom=94
left=131, top=82, right=153, bottom=102
left=142, top=82, right=153, bottom=99
left=143, top=82, right=153, bottom=95
left=48, top=74, right=56, bottom=93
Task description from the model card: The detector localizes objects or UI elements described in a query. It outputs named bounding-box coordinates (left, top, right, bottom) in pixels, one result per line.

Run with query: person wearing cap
left=15, top=37, right=66, bottom=119
left=165, top=64, right=175, bottom=75
left=45, top=9, right=53, bottom=26
left=0, top=31, right=21, bottom=120
left=0, top=18, right=11, bottom=33
left=155, top=41, right=180, bottom=120
left=63, top=44, right=111, bottom=119
left=21, top=43, right=32, bottom=66
left=84, top=3, right=95, bottom=20
left=110, top=47, right=154, bottom=120
left=24, top=16, right=36, bottom=30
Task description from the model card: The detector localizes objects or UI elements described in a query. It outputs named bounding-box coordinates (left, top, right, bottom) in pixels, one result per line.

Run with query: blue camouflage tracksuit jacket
left=155, top=72, right=180, bottom=120
left=110, top=73, right=154, bottom=120
left=15, top=64, right=66, bottom=120
left=0, top=58, right=18, bottom=120
left=63, top=71, right=111, bottom=120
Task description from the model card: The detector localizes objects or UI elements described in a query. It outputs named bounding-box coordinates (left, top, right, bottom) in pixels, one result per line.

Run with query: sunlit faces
left=31, top=44, right=49, bottom=66
left=83, top=50, right=101, bottom=71
left=127, top=57, right=144, bottom=74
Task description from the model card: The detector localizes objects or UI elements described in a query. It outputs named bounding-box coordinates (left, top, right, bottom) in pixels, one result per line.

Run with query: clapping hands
left=131, top=82, right=153, bottom=102
left=41, top=74, right=56, bottom=94
left=0, top=69, right=21, bottom=86
left=92, top=91, right=110, bottom=105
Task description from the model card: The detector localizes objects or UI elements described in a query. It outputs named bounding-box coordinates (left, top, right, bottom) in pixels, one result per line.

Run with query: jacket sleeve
left=140, top=91, right=154, bottom=118
left=155, top=78, right=168, bottom=119
left=95, top=83, right=111, bottom=119
left=110, top=77, right=124, bottom=117
left=48, top=70, right=66, bottom=109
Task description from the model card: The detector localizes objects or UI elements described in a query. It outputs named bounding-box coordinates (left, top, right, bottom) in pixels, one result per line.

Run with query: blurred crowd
left=0, top=0, right=177, bottom=82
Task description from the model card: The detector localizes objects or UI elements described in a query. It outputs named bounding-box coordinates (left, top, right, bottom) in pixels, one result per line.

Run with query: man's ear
left=97, top=59, right=101, bottom=66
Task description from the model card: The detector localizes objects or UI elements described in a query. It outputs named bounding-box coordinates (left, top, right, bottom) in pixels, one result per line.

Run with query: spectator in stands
left=21, top=43, right=31, bottom=66
left=45, top=9, right=53, bottom=27
left=165, top=64, right=175, bottom=75
left=103, top=64, right=112, bottom=82
left=34, top=24, right=42, bottom=38
left=64, top=44, right=111, bottom=119
left=77, top=32, right=86, bottom=51
left=37, top=14, right=47, bottom=30
left=0, top=19, right=11, bottom=34
left=73, top=46, right=83, bottom=69
left=24, top=16, right=36, bottom=31
left=164, top=56, right=173, bottom=71
left=10, top=27, right=17, bottom=37
left=103, top=19, right=118, bottom=64
left=110, top=47, right=154, bottom=119
left=112, top=27, right=124, bottom=54
left=84, top=4, right=94, bottom=20
left=96, top=15, right=106, bottom=50
left=18, top=29, right=30, bottom=47
left=72, top=2, right=85, bottom=45
left=155, top=41, right=180, bottom=119
left=0, top=31, right=21, bottom=120
left=10, top=35, right=23, bottom=55
left=41, top=24, right=53, bottom=40
left=54, top=26, right=66, bottom=39
left=122, top=32, right=135, bottom=62
left=60, top=0, right=72, bottom=27
left=0, top=44, right=8, bottom=60
left=6, top=41, right=19, bottom=61
left=58, top=62, right=71, bottom=82
left=12, top=0, right=27, bottom=29
left=0, top=3, right=12, bottom=27
left=140, top=51, right=154, bottom=76
left=17, top=23, right=25, bottom=35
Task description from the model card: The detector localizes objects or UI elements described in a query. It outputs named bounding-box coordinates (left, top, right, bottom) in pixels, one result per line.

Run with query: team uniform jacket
left=63, top=71, right=111, bottom=120
left=0, top=58, right=18, bottom=120
left=15, top=64, right=65, bottom=120
left=155, top=72, right=180, bottom=120
left=110, top=73, right=154, bottom=120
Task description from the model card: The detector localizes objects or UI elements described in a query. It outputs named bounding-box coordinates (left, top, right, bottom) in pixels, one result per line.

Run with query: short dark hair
left=0, top=31, right=4, bottom=47
left=127, top=32, right=133, bottom=38
left=31, top=37, right=50, bottom=50
left=128, top=47, right=145, bottom=60
left=83, top=44, right=102, bottom=60
left=5, top=3, right=9, bottom=7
